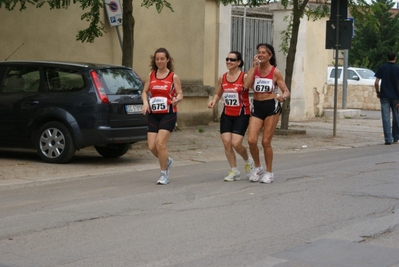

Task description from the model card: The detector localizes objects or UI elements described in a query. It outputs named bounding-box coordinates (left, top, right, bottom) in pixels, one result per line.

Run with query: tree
left=349, top=0, right=399, bottom=72
left=0, top=0, right=173, bottom=67
left=123, top=0, right=173, bottom=67
left=217, top=0, right=368, bottom=130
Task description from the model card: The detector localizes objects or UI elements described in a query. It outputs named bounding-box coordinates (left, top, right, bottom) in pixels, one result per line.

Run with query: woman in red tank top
left=208, top=51, right=254, bottom=182
left=243, top=43, right=290, bottom=184
left=141, top=48, right=183, bottom=185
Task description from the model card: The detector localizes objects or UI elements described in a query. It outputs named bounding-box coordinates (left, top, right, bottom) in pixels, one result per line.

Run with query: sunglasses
left=225, top=58, right=238, bottom=62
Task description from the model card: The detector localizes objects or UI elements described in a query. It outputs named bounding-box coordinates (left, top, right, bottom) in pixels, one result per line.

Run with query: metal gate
left=231, top=12, right=273, bottom=72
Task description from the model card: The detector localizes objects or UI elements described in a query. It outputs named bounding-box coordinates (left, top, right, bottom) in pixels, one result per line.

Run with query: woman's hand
left=276, top=94, right=286, bottom=103
left=142, top=103, right=150, bottom=115
left=253, top=55, right=260, bottom=68
left=208, top=100, right=215, bottom=108
left=172, top=97, right=180, bottom=107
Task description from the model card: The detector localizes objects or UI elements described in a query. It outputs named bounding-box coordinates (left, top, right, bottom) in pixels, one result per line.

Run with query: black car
left=0, top=60, right=147, bottom=163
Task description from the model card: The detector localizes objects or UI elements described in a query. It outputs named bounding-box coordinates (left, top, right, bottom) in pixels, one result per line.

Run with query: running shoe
left=260, top=172, right=274, bottom=184
left=249, top=167, right=265, bottom=182
left=157, top=173, right=169, bottom=185
left=166, top=157, right=174, bottom=174
left=224, top=169, right=241, bottom=182
left=245, top=158, right=255, bottom=178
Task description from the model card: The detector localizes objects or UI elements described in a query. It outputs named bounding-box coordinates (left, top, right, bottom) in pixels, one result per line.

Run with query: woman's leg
left=247, top=117, right=264, bottom=168
left=155, top=129, right=172, bottom=171
left=221, top=132, right=236, bottom=168
left=147, top=132, right=158, bottom=158
left=231, top=133, right=249, bottom=161
left=261, top=114, right=280, bottom=173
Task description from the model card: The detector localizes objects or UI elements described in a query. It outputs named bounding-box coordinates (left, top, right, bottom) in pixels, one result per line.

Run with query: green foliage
left=0, top=0, right=173, bottom=43
left=141, top=0, right=173, bottom=13
left=215, top=0, right=270, bottom=6
left=77, top=0, right=104, bottom=43
left=349, top=0, right=399, bottom=71
left=0, top=0, right=104, bottom=42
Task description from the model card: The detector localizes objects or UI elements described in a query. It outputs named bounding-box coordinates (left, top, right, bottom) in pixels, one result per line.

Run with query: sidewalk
left=165, top=109, right=384, bottom=162
left=0, top=110, right=386, bottom=186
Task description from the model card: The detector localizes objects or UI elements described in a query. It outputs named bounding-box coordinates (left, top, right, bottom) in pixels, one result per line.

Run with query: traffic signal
left=330, top=0, right=348, bottom=20
left=326, top=0, right=351, bottom=50
left=325, top=20, right=353, bottom=50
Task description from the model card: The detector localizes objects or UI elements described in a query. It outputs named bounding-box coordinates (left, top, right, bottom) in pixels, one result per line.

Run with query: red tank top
left=253, top=67, right=278, bottom=95
left=149, top=70, right=177, bottom=114
left=221, top=71, right=250, bottom=116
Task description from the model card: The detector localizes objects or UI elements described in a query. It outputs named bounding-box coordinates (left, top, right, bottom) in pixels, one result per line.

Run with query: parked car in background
left=0, top=60, right=147, bottom=163
left=327, top=66, right=376, bottom=85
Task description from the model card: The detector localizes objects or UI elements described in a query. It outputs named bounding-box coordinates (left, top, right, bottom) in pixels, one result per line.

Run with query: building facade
left=1, top=0, right=334, bottom=125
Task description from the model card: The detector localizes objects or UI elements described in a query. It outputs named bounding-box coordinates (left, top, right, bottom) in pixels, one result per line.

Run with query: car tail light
left=90, top=70, right=109, bottom=104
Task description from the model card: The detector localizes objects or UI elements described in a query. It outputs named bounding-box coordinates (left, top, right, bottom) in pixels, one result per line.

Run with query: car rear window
left=98, top=68, right=143, bottom=95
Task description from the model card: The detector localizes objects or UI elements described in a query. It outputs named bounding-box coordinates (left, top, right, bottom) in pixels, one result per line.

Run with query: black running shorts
left=220, top=113, right=250, bottom=136
left=251, top=99, right=282, bottom=120
left=147, top=112, right=177, bottom=133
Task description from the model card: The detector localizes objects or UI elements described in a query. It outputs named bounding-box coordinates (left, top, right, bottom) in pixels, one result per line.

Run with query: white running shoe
left=224, top=169, right=241, bottom=182
left=166, top=157, right=174, bottom=174
left=157, top=173, right=169, bottom=185
left=260, top=172, right=274, bottom=184
left=245, top=158, right=254, bottom=178
left=249, top=167, right=265, bottom=182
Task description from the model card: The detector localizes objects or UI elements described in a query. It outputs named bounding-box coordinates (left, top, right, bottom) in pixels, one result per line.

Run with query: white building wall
left=270, top=3, right=330, bottom=120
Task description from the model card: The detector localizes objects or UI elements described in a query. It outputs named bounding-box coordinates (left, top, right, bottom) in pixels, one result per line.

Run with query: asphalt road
left=0, top=143, right=398, bottom=267
left=0, top=110, right=387, bottom=186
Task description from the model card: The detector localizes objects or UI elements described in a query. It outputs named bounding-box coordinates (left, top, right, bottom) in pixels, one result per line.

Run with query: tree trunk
left=280, top=0, right=308, bottom=130
left=122, top=0, right=134, bottom=67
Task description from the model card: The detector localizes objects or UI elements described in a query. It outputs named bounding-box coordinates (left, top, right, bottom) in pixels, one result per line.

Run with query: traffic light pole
left=333, top=0, right=340, bottom=137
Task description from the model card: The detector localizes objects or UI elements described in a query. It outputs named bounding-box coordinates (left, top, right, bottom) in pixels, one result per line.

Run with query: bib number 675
left=152, top=103, right=166, bottom=111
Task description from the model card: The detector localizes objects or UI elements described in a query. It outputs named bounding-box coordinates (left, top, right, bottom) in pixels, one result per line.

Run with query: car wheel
left=94, top=143, right=130, bottom=158
left=36, top=122, right=76, bottom=163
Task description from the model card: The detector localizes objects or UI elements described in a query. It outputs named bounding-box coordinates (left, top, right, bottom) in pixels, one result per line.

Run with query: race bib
left=254, top=77, right=273, bottom=93
left=149, top=97, right=168, bottom=112
left=223, top=92, right=239, bottom=106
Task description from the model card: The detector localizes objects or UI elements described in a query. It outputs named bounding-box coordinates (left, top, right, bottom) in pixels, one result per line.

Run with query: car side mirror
left=352, top=75, right=360, bottom=81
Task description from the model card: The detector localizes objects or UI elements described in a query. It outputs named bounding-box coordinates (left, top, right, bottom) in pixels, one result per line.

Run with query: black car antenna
left=5, top=43, right=24, bottom=61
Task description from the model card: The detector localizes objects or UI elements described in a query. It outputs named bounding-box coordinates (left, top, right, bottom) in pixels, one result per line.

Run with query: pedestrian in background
left=244, top=43, right=290, bottom=184
left=141, top=48, right=183, bottom=185
left=208, top=51, right=254, bottom=181
left=374, top=51, right=399, bottom=145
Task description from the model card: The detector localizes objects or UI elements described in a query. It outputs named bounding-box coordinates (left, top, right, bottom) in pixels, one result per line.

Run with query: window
left=329, top=69, right=342, bottom=79
left=45, top=68, right=85, bottom=92
left=1, top=66, right=40, bottom=93
left=347, top=70, right=357, bottom=80
left=98, top=68, right=143, bottom=95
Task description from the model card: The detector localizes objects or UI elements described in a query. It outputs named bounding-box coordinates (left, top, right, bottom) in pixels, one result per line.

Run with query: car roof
left=0, top=60, right=130, bottom=70
left=328, top=66, right=372, bottom=71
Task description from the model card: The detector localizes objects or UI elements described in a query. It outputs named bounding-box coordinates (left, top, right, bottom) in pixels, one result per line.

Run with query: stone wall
left=177, top=83, right=214, bottom=127
left=323, top=84, right=381, bottom=111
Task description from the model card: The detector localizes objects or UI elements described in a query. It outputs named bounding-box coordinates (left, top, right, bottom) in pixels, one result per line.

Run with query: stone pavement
left=0, top=110, right=388, bottom=186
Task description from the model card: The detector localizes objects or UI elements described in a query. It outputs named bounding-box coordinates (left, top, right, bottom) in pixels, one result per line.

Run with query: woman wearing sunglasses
left=208, top=51, right=254, bottom=181
left=244, top=43, right=290, bottom=184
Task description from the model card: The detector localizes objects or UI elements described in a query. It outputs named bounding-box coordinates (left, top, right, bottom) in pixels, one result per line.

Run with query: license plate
left=125, top=104, right=143, bottom=114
